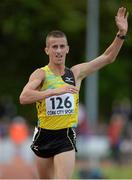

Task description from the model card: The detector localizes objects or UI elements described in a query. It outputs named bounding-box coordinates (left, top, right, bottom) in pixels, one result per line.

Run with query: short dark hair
left=46, top=30, right=68, bottom=46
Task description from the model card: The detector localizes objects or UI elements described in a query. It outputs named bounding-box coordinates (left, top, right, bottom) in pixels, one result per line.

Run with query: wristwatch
left=117, top=34, right=126, bottom=40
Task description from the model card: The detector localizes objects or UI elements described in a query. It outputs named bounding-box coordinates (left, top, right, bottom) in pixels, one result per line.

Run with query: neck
left=48, top=63, right=65, bottom=76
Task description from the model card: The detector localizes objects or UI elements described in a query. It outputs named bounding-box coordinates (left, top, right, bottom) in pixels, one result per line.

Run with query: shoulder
left=29, top=68, right=45, bottom=81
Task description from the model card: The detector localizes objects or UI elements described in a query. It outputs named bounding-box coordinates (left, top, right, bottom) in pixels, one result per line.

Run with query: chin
left=55, top=60, right=64, bottom=65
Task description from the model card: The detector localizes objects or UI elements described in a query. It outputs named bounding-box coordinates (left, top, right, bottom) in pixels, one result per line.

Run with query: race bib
left=45, top=93, right=74, bottom=116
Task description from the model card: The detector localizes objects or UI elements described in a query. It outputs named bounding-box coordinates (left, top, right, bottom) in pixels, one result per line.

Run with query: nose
left=56, top=47, right=61, bottom=53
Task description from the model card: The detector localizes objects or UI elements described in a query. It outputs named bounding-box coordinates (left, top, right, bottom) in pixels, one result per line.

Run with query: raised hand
left=115, top=7, right=129, bottom=35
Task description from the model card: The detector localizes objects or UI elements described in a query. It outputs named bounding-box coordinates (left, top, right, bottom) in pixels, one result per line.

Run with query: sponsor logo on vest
left=65, top=77, right=74, bottom=83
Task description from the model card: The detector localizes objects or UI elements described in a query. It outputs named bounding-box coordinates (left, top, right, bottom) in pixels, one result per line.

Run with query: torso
left=36, top=65, right=79, bottom=130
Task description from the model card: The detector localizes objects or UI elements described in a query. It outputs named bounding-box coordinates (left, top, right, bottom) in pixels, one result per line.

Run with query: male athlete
left=20, top=7, right=128, bottom=179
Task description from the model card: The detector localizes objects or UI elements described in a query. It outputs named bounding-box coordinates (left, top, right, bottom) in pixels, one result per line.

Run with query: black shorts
left=30, top=127, right=77, bottom=158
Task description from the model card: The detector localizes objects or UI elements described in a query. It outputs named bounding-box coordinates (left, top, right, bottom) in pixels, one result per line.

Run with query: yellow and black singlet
left=36, top=65, right=79, bottom=130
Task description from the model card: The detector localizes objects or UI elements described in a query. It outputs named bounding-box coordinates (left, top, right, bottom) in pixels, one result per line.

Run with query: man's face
left=45, top=37, right=69, bottom=65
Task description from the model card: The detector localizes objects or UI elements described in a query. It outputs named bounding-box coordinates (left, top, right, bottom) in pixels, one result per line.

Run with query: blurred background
left=0, top=0, right=132, bottom=179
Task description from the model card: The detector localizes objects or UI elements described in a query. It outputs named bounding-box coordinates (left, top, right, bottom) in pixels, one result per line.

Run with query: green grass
left=102, top=164, right=132, bottom=179
left=73, top=162, right=132, bottom=179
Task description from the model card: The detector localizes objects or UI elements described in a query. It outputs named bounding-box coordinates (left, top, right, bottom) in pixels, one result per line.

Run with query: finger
left=70, top=90, right=78, bottom=94
left=70, top=87, right=78, bottom=92
left=122, top=7, right=127, bottom=18
left=117, top=7, right=121, bottom=13
left=118, top=7, right=126, bottom=17
left=120, top=7, right=125, bottom=17
left=69, top=85, right=78, bottom=90
left=73, top=86, right=79, bottom=91
left=125, top=11, right=129, bottom=19
left=69, top=87, right=78, bottom=93
left=117, top=7, right=122, bottom=17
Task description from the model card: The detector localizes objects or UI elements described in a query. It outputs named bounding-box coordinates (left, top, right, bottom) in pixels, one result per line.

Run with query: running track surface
left=0, top=156, right=36, bottom=179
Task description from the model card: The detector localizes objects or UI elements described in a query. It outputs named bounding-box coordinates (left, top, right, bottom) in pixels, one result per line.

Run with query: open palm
left=115, top=7, right=129, bottom=34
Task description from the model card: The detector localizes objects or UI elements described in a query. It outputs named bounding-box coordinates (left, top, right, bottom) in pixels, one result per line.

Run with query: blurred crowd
left=0, top=95, right=36, bottom=178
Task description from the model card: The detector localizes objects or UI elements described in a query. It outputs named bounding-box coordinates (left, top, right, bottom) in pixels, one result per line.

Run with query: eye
left=60, top=44, right=65, bottom=49
left=52, top=45, right=58, bottom=49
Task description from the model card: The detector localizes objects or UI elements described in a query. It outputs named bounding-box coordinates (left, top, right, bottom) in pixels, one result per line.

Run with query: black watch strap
left=117, top=34, right=126, bottom=40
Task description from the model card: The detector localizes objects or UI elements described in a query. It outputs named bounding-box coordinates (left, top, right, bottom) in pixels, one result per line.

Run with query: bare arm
left=19, top=68, right=78, bottom=105
left=72, top=7, right=129, bottom=82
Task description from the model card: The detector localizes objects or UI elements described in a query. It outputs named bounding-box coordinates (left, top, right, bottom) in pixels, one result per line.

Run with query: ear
left=66, top=46, right=69, bottom=54
left=45, top=47, right=49, bottom=55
